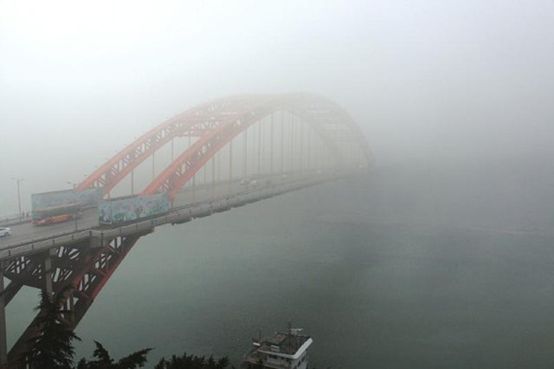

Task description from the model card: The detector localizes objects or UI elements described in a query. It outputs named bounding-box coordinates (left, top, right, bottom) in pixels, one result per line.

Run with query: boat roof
left=249, top=332, right=312, bottom=358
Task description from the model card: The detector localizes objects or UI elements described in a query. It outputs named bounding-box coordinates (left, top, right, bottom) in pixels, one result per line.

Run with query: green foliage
left=24, top=288, right=81, bottom=369
left=154, top=353, right=232, bottom=369
left=76, top=341, right=151, bottom=369
left=20, top=288, right=235, bottom=369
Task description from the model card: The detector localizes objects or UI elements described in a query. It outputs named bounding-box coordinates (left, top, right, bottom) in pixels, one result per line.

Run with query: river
left=8, top=160, right=554, bottom=368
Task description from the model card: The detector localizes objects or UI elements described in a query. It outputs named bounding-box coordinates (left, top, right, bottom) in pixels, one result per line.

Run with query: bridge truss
left=77, top=93, right=371, bottom=199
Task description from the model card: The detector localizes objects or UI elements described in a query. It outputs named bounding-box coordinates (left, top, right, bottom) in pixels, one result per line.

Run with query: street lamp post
left=11, top=177, right=24, bottom=220
left=66, top=181, right=78, bottom=231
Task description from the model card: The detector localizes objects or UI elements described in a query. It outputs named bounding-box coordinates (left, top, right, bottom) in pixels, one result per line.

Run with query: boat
left=242, top=323, right=313, bottom=369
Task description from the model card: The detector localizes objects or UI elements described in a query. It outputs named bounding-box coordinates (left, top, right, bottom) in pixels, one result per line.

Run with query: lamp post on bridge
left=11, top=177, right=24, bottom=220
left=66, top=181, right=79, bottom=231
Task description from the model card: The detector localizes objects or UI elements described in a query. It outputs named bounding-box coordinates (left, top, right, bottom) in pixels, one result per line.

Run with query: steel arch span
left=77, top=93, right=371, bottom=198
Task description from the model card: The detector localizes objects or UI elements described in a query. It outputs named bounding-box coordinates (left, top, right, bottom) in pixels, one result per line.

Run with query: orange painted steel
left=77, top=93, right=371, bottom=198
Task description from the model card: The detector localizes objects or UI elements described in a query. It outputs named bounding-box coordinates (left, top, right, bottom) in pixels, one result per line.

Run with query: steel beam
left=0, top=261, right=8, bottom=368
left=43, top=249, right=55, bottom=297
left=6, top=232, right=148, bottom=367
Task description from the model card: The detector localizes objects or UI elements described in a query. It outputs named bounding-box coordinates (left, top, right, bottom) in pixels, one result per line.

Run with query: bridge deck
left=0, top=172, right=349, bottom=262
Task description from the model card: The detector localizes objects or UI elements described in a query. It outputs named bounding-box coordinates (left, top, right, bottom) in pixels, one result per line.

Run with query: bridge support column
left=131, top=170, right=135, bottom=195
left=0, top=261, right=8, bottom=369
left=211, top=156, right=215, bottom=200
left=43, top=249, right=55, bottom=297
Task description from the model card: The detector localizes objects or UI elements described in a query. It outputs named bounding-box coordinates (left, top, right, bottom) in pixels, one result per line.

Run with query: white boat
left=242, top=324, right=313, bottom=369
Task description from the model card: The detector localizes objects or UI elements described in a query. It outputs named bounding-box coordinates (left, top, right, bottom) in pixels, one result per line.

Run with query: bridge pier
left=0, top=261, right=8, bottom=369
left=42, top=249, right=55, bottom=297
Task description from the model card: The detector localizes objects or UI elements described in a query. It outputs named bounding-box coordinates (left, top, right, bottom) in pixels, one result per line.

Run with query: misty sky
left=1, top=0, right=553, bottom=213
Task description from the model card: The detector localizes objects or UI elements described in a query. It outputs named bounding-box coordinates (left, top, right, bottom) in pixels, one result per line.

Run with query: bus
left=32, top=204, right=82, bottom=226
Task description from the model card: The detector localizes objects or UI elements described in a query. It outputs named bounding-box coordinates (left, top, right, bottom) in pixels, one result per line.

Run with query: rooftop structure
left=243, top=326, right=313, bottom=369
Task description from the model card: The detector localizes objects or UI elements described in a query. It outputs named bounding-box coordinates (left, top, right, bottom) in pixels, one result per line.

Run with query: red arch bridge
left=0, top=93, right=371, bottom=368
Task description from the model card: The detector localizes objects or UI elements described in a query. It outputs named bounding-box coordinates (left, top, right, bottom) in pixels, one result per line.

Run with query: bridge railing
left=0, top=213, right=31, bottom=226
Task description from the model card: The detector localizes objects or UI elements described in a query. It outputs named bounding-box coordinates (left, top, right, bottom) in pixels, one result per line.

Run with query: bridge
left=0, top=93, right=371, bottom=368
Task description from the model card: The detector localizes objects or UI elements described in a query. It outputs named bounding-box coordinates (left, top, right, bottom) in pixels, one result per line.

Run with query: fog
left=1, top=0, right=553, bottom=260
left=3, top=1, right=554, bottom=366
left=1, top=0, right=552, bottom=214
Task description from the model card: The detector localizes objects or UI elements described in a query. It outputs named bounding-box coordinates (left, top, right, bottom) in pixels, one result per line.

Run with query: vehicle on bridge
left=32, top=204, right=82, bottom=226
left=0, top=227, right=11, bottom=237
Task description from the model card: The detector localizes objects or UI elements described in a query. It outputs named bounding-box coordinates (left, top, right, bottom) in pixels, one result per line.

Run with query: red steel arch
left=78, top=93, right=371, bottom=197
left=76, top=95, right=266, bottom=194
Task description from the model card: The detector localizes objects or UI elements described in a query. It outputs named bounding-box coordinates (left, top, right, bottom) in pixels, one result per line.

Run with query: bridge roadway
left=0, top=171, right=342, bottom=261
left=0, top=177, right=250, bottom=249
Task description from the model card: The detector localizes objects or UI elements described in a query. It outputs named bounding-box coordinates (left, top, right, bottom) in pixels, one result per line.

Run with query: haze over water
left=3, top=1, right=554, bottom=368
left=63, top=157, right=554, bottom=368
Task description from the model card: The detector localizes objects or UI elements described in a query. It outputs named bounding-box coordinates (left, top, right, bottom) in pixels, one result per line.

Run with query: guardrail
left=0, top=172, right=355, bottom=262
left=0, top=213, right=31, bottom=227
